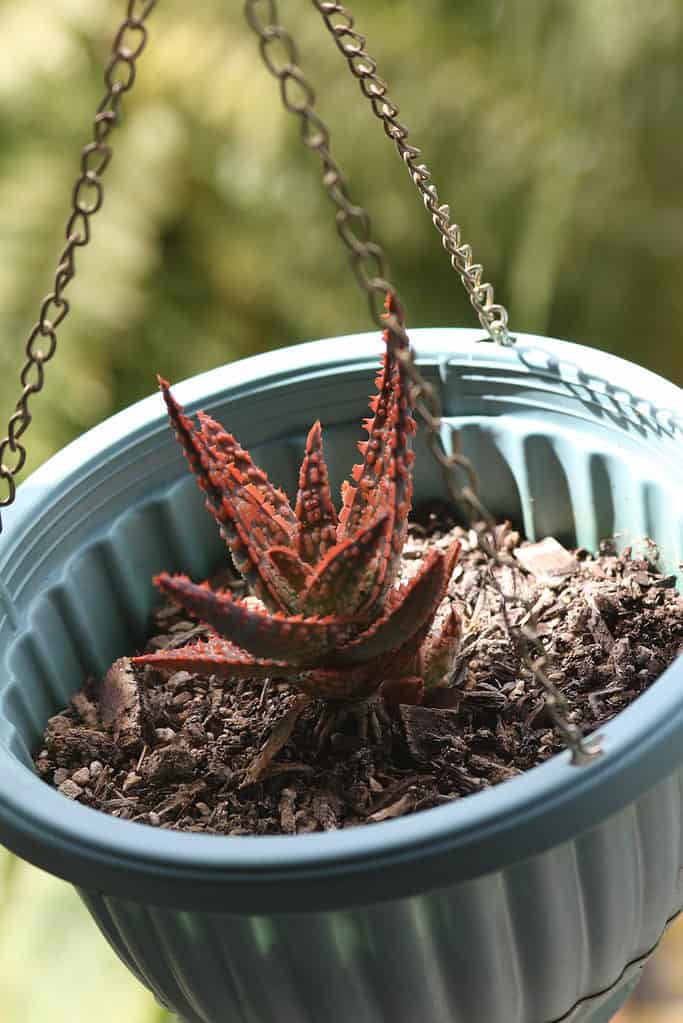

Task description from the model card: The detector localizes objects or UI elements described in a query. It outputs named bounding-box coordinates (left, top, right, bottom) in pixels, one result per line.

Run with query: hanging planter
left=1, top=4, right=682, bottom=1023
left=1, top=330, right=683, bottom=1023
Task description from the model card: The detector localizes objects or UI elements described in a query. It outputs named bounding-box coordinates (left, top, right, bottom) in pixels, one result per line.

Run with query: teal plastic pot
left=0, top=330, right=682, bottom=1023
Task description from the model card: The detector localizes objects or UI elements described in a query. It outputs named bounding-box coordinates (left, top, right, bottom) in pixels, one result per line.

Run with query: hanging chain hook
left=0, top=0, right=158, bottom=534
left=244, top=0, right=600, bottom=765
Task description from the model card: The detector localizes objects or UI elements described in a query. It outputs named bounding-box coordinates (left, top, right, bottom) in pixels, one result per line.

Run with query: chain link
left=0, top=0, right=157, bottom=532
left=244, top=0, right=600, bottom=764
left=312, top=1, right=512, bottom=346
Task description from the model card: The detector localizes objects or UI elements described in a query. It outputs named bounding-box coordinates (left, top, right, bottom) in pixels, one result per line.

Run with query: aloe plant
left=134, top=301, right=461, bottom=707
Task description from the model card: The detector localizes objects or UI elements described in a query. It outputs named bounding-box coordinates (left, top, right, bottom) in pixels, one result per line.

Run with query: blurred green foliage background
left=1, top=1, right=682, bottom=1020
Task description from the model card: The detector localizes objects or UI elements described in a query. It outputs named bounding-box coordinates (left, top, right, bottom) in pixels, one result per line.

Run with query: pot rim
left=1, top=329, right=682, bottom=913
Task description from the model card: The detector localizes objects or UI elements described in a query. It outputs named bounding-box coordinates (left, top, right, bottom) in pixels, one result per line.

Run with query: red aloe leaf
left=380, top=676, right=424, bottom=706
left=335, top=550, right=445, bottom=664
left=381, top=540, right=461, bottom=681
left=293, top=664, right=377, bottom=702
left=301, top=513, right=390, bottom=617
left=295, top=420, right=338, bottom=565
left=197, top=412, right=297, bottom=542
left=337, top=294, right=416, bottom=601
left=266, top=546, right=313, bottom=594
left=337, top=323, right=398, bottom=538
left=158, top=378, right=296, bottom=613
left=337, top=539, right=461, bottom=666
left=132, top=636, right=290, bottom=681
left=198, top=414, right=307, bottom=613
left=158, top=374, right=222, bottom=507
left=155, top=573, right=358, bottom=663
left=420, top=605, right=462, bottom=690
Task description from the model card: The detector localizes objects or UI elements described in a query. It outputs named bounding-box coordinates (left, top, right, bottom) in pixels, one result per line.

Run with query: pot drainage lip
left=552, top=908, right=679, bottom=1023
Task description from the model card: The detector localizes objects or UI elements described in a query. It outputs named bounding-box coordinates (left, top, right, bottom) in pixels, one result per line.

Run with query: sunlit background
left=1, top=1, right=682, bottom=1020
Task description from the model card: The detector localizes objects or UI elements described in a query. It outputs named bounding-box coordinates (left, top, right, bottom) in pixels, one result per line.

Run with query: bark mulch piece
left=34, top=510, right=682, bottom=835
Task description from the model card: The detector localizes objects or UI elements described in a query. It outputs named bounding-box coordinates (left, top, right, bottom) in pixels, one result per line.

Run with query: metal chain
left=0, top=0, right=157, bottom=534
left=244, top=0, right=401, bottom=332
left=312, top=0, right=513, bottom=346
left=244, top=0, right=600, bottom=764
left=0, top=0, right=597, bottom=764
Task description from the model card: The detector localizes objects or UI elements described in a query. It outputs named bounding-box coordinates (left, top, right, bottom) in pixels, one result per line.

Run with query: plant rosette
left=0, top=329, right=682, bottom=1023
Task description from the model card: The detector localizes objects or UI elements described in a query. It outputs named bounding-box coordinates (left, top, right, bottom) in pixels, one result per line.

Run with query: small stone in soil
left=513, top=537, right=577, bottom=583
left=142, top=745, right=195, bottom=785
left=58, top=779, right=83, bottom=800
left=400, top=705, right=467, bottom=763
left=71, top=766, right=91, bottom=787
left=100, top=657, right=150, bottom=752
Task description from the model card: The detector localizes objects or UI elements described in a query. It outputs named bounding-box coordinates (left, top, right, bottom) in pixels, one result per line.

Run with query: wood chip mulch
left=34, top=508, right=683, bottom=836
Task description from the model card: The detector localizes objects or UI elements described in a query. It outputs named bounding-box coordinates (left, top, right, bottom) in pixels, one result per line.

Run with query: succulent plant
left=134, top=300, right=461, bottom=707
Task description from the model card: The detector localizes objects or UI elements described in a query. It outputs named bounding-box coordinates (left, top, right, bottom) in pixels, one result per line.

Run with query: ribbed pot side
left=78, top=771, right=683, bottom=1023
left=0, top=331, right=681, bottom=1023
